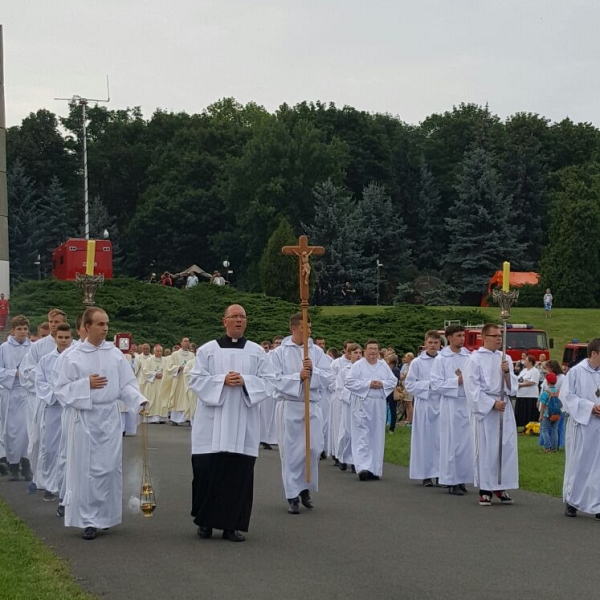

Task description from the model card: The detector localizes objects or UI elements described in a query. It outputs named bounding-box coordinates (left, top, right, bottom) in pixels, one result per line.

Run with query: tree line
left=7, top=99, right=600, bottom=306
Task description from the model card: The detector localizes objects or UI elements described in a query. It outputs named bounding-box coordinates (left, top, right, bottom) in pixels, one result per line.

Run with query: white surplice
left=55, top=340, right=146, bottom=529
left=335, top=365, right=354, bottom=465
left=560, top=360, right=600, bottom=514
left=189, top=337, right=275, bottom=456
left=270, top=337, right=333, bottom=499
left=405, top=351, right=442, bottom=480
left=0, top=336, right=31, bottom=463
left=430, top=346, right=473, bottom=486
left=35, top=349, right=63, bottom=493
left=328, top=355, right=351, bottom=457
left=345, top=358, right=397, bottom=477
left=464, top=348, right=519, bottom=491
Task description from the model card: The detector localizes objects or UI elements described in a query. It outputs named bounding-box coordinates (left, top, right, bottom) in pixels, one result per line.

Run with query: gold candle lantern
left=139, top=410, right=157, bottom=517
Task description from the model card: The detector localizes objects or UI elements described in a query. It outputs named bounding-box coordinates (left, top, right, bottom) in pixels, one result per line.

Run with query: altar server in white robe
left=19, top=308, right=66, bottom=488
left=35, top=323, right=72, bottom=500
left=464, top=323, right=519, bottom=506
left=52, top=314, right=86, bottom=518
left=188, top=304, right=276, bottom=542
left=0, top=315, right=32, bottom=481
left=405, top=330, right=442, bottom=486
left=561, top=338, right=600, bottom=519
left=259, top=343, right=278, bottom=450
left=270, top=313, right=333, bottom=514
left=55, top=307, right=147, bottom=540
left=168, top=338, right=193, bottom=424
left=345, top=340, right=397, bottom=480
left=328, top=341, right=353, bottom=461
left=335, top=344, right=363, bottom=470
left=430, top=324, right=473, bottom=495
left=143, top=345, right=166, bottom=423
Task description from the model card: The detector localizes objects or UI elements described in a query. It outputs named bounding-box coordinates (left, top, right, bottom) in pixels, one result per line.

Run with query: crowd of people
left=2, top=307, right=600, bottom=545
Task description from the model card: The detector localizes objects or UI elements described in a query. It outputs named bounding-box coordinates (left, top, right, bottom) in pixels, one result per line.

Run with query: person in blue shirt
left=539, top=372, right=561, bottom=453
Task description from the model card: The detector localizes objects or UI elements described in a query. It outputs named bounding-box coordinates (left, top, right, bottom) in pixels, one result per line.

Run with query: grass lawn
left=384, top=426, right=565, bottom=497
left=322, top=304, right=600, bottom=359
left=0, top=500, right=94, bottom=600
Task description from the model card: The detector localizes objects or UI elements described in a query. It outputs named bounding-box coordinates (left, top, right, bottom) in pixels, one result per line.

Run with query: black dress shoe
left=564, top=504, right=578, bottom=518
left=197, top=526, right=213, bottom=539
left=351, top=465, right=356, bottom=473
left=449, top=485, right=464, bottom=496
left=222, top=530, right=245, bottom=542
left=458, top=484, right=468, bottom=493
left=82, top=527, right=97, bottom=540
left=56, top=505, right=65, bottom=518
left=339, top=462, right=348, bottom=471
left=288, top=498, right=300, bottom=514
left=422, top=478, right=434, bottom=487
left=261, top=442, right=272, bottom=450
left=299, top=489, right=314, bottom=509
left=358, top=470, right=370, bottom=481
left=320, top=451, right=327, bottom=460
left=369, top=473, right=380, bottom=480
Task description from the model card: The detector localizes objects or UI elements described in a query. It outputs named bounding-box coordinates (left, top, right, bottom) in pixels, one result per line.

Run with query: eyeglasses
left=225, top=315, right=247, bottom=320
left=485, top=334, right=502, bottom=338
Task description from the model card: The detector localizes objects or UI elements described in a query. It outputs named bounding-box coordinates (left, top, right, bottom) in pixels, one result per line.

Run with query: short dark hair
left=424, top=330, right=441, bottom=341
left=315, top=336, right=325, bottom=342
left=83, top=307, right=106, bottom=327
left=343, top=339, right=355, bottom=349
left=272, top=335, right=284, bottom=343
left=365, top=338, right=379, bottom=348
left=11, top=315, right=29, bottom=328
left=445, top=324, right=465, bottom=338
left=481, top=323, right=501, bottom=337
left=56, top=323, right=71, bottom=333
left=290, top=312, right=310, bottom=328
left=588, top=338, right=600, bottom=357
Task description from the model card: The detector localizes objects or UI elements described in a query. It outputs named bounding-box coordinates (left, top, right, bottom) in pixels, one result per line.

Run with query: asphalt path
left=2, top=424, right=600, bottom=600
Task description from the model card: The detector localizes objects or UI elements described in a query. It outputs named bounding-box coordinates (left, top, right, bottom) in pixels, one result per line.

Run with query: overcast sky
left=3, top=0, right=599, bottom=127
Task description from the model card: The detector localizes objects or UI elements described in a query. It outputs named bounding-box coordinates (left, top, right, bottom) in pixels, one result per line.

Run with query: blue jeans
left=541, top=417, right=559, bottom=451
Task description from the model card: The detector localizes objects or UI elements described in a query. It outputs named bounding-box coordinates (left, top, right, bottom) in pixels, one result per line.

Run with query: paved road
left=1, top=425, right=600, bottom=600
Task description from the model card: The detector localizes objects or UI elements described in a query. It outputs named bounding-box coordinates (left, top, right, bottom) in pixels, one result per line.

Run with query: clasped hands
left=370, top=380, right=383, bottom=389
left=591, top=404, right=600, bottom=418
left=300, top=358, right=313, bottom=381
left=224, top=371, right=245, bottom=387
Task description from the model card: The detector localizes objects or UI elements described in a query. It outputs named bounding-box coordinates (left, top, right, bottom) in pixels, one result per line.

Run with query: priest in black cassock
left=188, top=304, right=276, bottom=542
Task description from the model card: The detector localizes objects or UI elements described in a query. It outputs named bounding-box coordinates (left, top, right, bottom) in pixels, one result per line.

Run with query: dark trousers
left=387, top=397, right=398, bottom=432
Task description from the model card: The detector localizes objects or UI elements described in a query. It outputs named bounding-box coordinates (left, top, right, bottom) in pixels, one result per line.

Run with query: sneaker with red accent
left=478, top=494, right=492, bottom=506
left=494, top=491, right=513, bottom=504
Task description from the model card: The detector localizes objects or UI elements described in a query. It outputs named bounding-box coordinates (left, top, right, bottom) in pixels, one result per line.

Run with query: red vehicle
left=52, top=238, right=113, bottom=280
left=562, top=342, right=587, bottom=368
left=441, top=323, right=552, bottom=362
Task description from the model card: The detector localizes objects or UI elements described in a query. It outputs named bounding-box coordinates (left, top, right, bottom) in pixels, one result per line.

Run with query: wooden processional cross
left=282, top=236, right=325, bottom=482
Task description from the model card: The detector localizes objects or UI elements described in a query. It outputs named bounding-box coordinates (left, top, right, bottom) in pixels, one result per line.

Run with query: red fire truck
left=441, top=322, right=552, bottom=362
left=52, top=238, right=113, bottom=280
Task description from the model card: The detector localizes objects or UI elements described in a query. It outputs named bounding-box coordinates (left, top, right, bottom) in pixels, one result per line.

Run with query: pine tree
left=259, top=217, right=299, bottom=303
left=37, top=176, right=70, bottom=276
left=7, top=161, right=42, bottom=283
left=540, top=167, right=600, bottom=307
left=415, top=161, right=444, bottom=271
left=303, top=180, right=375, bottom=303
left=444, top=147, right=525, bottom=304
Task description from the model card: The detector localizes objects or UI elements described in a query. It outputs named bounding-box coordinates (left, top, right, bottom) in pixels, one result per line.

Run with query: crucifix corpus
left=282, top=235, right=325, bottom=482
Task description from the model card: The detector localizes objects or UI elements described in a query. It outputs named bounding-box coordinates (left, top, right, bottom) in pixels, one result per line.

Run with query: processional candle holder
left=75, top=273, right=105, bottom=306
left=139, top=410, right=157, bottom=517
left=492, top=288, right=520, bottom=322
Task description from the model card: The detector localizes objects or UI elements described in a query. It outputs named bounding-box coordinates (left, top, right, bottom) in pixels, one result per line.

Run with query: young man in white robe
left=55, top=307, right=147, bottom=540
left=35, top=323, right=72, bottom=501
left=269, top=313, right=333, bottom=514
left=314, top=336, right=333, bottom=459
left=335, top=344, right=363, bottom=471
left=188, top=304, right=276, bottom=542
left=430, top=324, right=473, bottom=496
left=561, top=338, right=600, bottom=519
left=328, top=341, right=353, bottom=462
left=405, top=330, right=442, bottom=486
left=19, top=308, right=67, bottom=489
left=464, top=323, right=519, bottom=506
left=0, top=315, right=32, bottom=481
left=345, top=340, right=397, bottom=481
left=168, top=337, right=193, bottom=424
left=258, top=341, right=278, bottom=450
left=143, top=345, right=167, bottom=423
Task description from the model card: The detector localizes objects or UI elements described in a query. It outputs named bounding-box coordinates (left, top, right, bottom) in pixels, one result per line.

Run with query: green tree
left=259, top=218, right=299, bottom=303
left=541, top=166, right=600, bottom=307
left=444, top=147, right=524, bottom=304
left=38, top=176, right=71, bottom=276
left=415, top=161, right=444, bottom=271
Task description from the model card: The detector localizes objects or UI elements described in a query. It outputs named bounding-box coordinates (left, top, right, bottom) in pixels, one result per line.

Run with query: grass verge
left=0, top=499, right=94, bottom=600
left=384, top=427, right=564, bottom=497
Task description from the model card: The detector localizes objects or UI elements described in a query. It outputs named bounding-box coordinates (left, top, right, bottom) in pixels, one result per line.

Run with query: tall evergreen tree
left=304, top=180, right=375, bottom=302
left=541, top=166, right=600, bottom=307
left=415, top=161, right=444, bottom=271
left=259, top=217, right=299, bottom=303
left=7, top=161, right=43, bottom=283
left=38, top=176, right=70, bottom=276
left=444, top=147, right=524, bottom=304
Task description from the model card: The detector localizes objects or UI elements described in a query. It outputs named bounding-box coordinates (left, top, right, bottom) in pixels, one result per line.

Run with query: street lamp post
left=34, top=253, right=41, bottom=281
left=222, top=260, right=233, bottom=283
left=376, top=259, right=384, bottom=306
